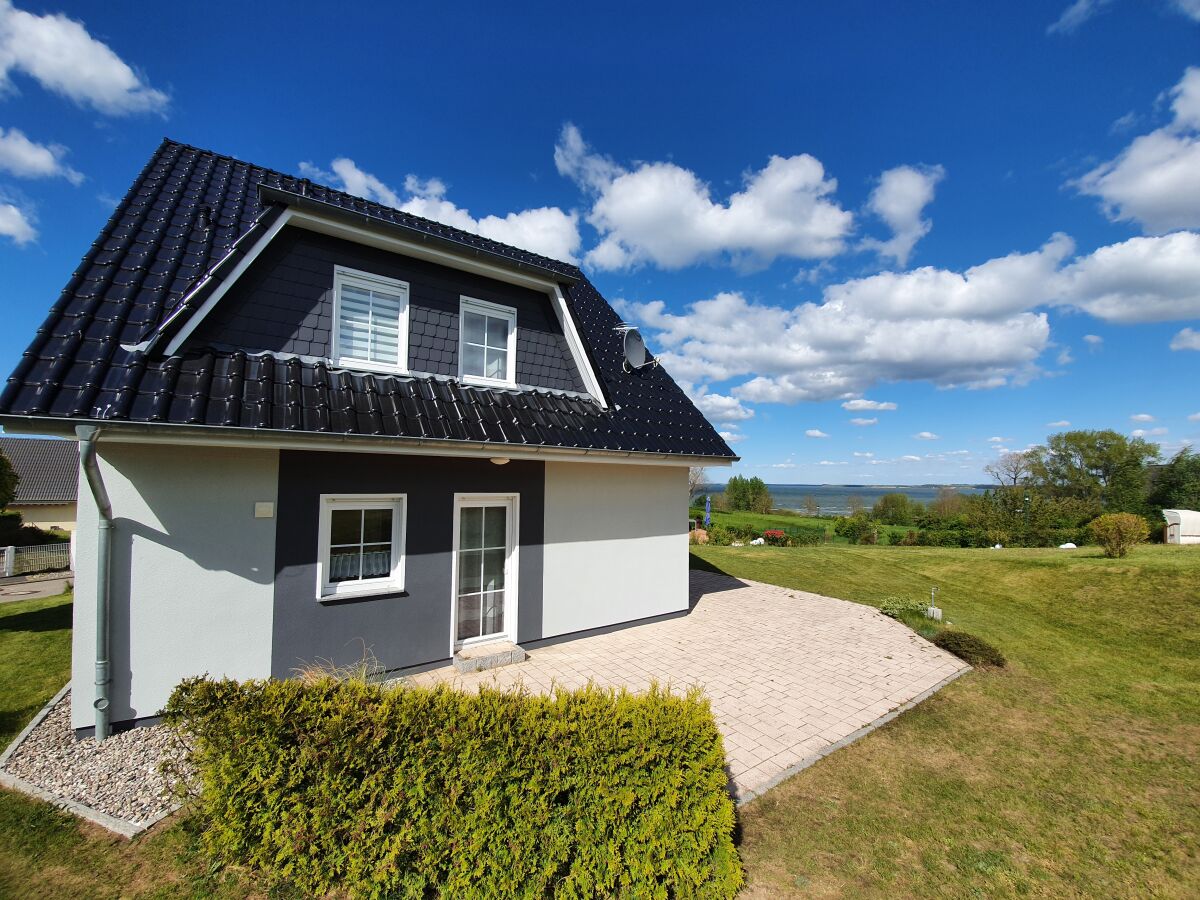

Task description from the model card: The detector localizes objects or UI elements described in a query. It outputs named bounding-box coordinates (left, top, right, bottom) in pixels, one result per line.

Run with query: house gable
left=181, top=227, right=587, bottom=395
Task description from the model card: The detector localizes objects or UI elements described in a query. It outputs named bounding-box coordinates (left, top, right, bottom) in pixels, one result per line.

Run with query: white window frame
left=316, top=493, right=407, bottom=600
left=332, top=265, right=410, bottom=374
left=449, top=493, right=519, bottom=653
left=458, top=296, right=518, bottom=388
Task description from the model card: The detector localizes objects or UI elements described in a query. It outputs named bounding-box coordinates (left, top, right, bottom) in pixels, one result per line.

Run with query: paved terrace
left=409, top=571, right=969, bottom=801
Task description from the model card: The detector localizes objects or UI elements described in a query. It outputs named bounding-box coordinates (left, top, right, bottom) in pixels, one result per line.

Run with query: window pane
left=485, top=348, right=507, bottom=380
left=362, top=508, right=393, bottom=544
left=330, top=509, right=362, bottom=545
left=456, top=593, right=482, bottom=641
left=463, top=311, right=486, bottom=345
left=458, top=549, right=483, bottom=594
left=483, top=506, right=506, bottom=549
left=460, top=507, right=483, bottom=549
left=480, top=590, right=504, bottom=636
left=486, top=315, right=509, bottom=348
left=361, top=544, right=392, bottom=579
left=462, top=344, right=485, bottom=377
left=482, top=548, right=506, bottom=591
left=329, top=546, right=362, bottom=582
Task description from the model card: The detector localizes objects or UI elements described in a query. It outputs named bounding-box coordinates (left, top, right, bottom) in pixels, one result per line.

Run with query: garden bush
left=164, top=677, right=742, bottom=899
left=706, top=524, right=733, bottom=546
left=762, top=529, right=788, bottom=546
left=932, top=630, right=1006, bottom=667
left=1088, top=512, right=1149, bottom=558
left=785, top=525, right=824, bottom=546
left=879, top=596, right=928, bottom=619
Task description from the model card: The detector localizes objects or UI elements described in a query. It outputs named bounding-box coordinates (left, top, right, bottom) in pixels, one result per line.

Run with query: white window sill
left=461, top=374, right=518, bottom=390
left=335, top=357, right=411, bottom=376
left=318, top=582, right=404, bottom=602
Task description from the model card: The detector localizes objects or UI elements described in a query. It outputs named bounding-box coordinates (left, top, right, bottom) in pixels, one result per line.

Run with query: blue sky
left=0, top=0, right=1197, bottom=484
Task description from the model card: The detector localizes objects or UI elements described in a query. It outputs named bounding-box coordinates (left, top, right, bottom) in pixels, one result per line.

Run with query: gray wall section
left=271, top=450, right=544, bottom=676
left=188, top=227, right=585, bottom=393
left=72, top=443, right=279, bottom=731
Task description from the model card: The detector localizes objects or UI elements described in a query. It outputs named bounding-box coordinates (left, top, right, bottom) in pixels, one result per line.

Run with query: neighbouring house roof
left=0, top=437, right=77, bottom=504
left=0, top=140, right=736, bottom=461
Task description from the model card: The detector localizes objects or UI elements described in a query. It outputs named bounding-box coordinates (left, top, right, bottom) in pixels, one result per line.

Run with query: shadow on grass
left=688, top=551, right=731, bottom=576
left=0, top=602, right=71, bottom=635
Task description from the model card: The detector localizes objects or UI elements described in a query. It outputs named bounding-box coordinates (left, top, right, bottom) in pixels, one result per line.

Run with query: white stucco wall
left=72, top=443, right=279, bottom=731
left=540, top=462, right=689, bottom=638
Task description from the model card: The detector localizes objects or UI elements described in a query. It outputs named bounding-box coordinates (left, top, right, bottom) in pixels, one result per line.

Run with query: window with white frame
left=333, top=266, right=409, bottom=371
left=318, top=494, right=406, bottom=598
left=459, top=297, right=517, bottom=386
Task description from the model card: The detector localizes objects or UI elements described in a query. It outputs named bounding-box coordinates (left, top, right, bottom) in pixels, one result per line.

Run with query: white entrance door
left=453, top=495, right=518, bottom=649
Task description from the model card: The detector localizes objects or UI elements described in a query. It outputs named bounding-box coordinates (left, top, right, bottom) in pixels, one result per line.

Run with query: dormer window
left=333, top=266, right=409, bottom=372
left=459, top=297, right=517, bottom=387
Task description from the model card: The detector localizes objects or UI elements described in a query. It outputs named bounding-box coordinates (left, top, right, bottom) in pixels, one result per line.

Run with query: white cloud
left=805, top=429, right=830, bottom=438
left=842, top=398, right=897, bottom=411
left=688, top=388, right=754, bottom=422
left=861, top=164, right=944, bottom=266
left=1189, top=412, right=1200, bottom=421
left=718, top=430, right=746, bottom=444
left=0, top=126, right=81, bottom=184
left=849, top=417, right=877, bottom=426
left=1132, top=427, right=1168, bottom=437
left=769, top=461, right=797, bottom=469
left=1074, top=67, right=1200, bottom=233
left=987, top=436, right=1007, bottom=442
left=817, top=460, right=847, bottom=466
left=0, top=199, right=33, bottom=243
left=297, top=157, right=581, bottom=262
left=1170, top=327, right=1200, bottom=351
left=853, top=451, right=875, bottom=458
left=555, top=124, right=853, bottom=271
left=901, top=454, right=922, bottom=462
left=0, top=0, right=167, bottom=115
left=1046, top=420, right=1072, bottom=427
left=1172, top=0, right=1200, bottom=20
left=1056, top=347, right=1074, bottom=365
left=1083, top=334, right=1103, bottom=348
left=914, top=431, right=940, bottom=440
left=1131, top=413, right=1156, bottom=422
left=1047, top=0, right=1113, bottom=34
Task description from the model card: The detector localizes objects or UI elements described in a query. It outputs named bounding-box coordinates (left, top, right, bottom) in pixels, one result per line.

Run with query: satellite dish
left=614, top=324, right=656, bottom=372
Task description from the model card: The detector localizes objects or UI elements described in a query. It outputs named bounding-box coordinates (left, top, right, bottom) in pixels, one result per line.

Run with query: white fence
left=1, top=543, right=72, bottom=577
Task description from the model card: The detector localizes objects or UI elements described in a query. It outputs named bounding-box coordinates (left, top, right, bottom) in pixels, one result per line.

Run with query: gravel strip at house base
left=0, top=689, right=187, bottom=835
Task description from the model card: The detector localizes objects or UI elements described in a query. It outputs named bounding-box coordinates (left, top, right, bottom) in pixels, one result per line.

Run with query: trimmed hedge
left=932, top=630, right=1006, bottom=667
left=164, top=677, right=742, bottom=899
left=879, top=596, right=928, bottom=619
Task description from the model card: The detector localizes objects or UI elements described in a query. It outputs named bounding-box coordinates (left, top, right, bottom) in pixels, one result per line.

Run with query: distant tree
left=0, top=450, right=17, bottom=510
left=723, top=475, right=773, bottom=513
left=1148, top=448, right=1200, bottom=512
left=984, top=451, right=1033, bottom=487
left=1027, top=430, right=1159, bottom=512
left=688, top=466, right=708, bottom=501
left=872, top=492, right=919, bottom=525
left=802, top=495, right=819, bottom=517
left=929, top=487, right=965, bottom=520
left=847, top=494, right=865, bottom=515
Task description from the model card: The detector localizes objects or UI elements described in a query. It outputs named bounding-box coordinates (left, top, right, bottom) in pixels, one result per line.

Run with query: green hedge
left=164, top=677, right=742, bottom=899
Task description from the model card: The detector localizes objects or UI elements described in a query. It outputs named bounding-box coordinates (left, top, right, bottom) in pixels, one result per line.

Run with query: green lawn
left=690, top=506, right=918, bottom=544
left=692, top=544, right=1200, bottom=897
left=3, top=546, right=1198, bottom=897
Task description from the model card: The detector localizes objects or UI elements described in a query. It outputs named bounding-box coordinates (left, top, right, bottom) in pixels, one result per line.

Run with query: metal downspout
left=76, top=426, right=112, bottom=741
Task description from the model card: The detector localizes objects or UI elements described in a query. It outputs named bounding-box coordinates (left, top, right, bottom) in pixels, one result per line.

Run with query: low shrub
left=879, top=596, right=928, bottom=619
left=763, top=529, right=788, bottom=546
left=164, top=678, right=742, bottom=899
left=932, top=630, right=1006, bottom=667
left=706, top=524, right=733, bottom=546
left=1088, top=513, right=1149, bottom=558
left=785, top=525, right=824, bottom=546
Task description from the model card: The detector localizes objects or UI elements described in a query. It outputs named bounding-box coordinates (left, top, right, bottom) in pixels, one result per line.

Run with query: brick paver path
left=408, top=571, right=968, bottom=800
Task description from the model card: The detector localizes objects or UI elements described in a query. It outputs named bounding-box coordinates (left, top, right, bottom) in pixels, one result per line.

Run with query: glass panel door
left=456, top=502, right=509, bottom=643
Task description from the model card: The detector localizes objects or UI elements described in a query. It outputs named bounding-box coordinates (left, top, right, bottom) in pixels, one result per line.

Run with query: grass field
left=689, top=506, right=916, bottom=543
left=692, top=543, right=1200, bottom=897
left=2, top=545, right=1197, bottom=897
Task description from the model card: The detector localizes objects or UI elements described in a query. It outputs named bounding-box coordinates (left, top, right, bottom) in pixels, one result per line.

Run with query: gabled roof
left=0, top=437, right=77, bottom=504
left=0, top=139, right=735, bottom=461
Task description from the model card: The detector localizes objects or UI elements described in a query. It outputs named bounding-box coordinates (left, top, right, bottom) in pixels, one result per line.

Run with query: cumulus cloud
left=0, top=126, right=81, bottom=184
left=861, top=164, right=945, bottom=266
left=689, top=388, right=754, bottom=422
left=555, top=124, right=853, bottom=271
left=1046, top=420, right=1072, bottom=427
left=1189, top=412, right=1200, bottom=421
left=718, top=430, right=746, bottom=444
left=988, top=436, right=1007, bottom=442
left=1047, top=0, right=1113, bottom=34
left=842, top=398, right=897, bottom=411
left=817, top=460, right=847, bottom=465
left=0, top=0, right=167, bottom=115
left=849, top=417, right=877, bottom=426
left=1083, top=334, right=1103, bottom=348
left=1170, top=327, right=1200, bottom=350
left=1171, top=0, right=1200, bottom=21
left=914, top=431, right=940, bottom=440
left=1073, top=67, right=1200, bottom=232
left=853, top=451, right=875, bottom=457
left=1132, top=427, right=1168, bottom=437
left=900, top=454, right=922, bottom=462
left=1131, top=413, right=1156, bottom=422
left=805, top=429, right=830, bottom=438
left=297, top=157, right=581, bottom=262
left=0, top=199, right=33, bottom=243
